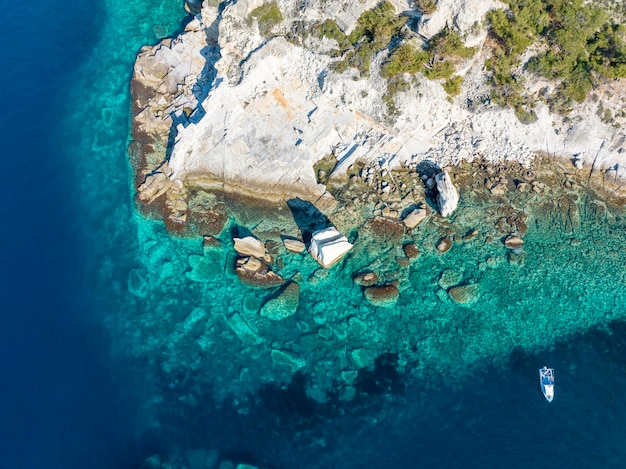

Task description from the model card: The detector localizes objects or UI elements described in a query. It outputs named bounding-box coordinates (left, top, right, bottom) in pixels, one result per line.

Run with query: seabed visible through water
left=59, top=1, right=626, bottom=466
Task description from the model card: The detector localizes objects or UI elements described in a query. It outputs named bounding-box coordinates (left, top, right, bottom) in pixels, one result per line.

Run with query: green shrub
left=382, top=43, right=428, bottom=77
left=250, top=2, right=283, bottom=38
left=423, top=60, right=455, bottom=80
left=416, top=0, right=437, bottom=15
left=429, top=27, right=476, bottom=59
left=328, top=1, right=407, bottom=76
left=319, top=19, right=351, bottom=50
left=486, top=0, right=626, bottom=119
left=443, top=75, right=463, bottom=96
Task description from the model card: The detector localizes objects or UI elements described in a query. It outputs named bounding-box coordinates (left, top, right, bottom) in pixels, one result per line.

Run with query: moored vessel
left=539, top=366, right=555, bottom=402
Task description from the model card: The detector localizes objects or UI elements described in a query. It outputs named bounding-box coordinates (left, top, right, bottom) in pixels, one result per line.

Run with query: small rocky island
left=126, top=0, right=626, bottom=406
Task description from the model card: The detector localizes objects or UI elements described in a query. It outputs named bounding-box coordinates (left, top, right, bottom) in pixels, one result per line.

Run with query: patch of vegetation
left=428, top=27, right=476, bottom=59
left=318, top=19, right=351, bottom=50
left=249, top=2, right=284, bottom=38
left=486, top=0, right=626, bottom=119
left=381, top=43, right=428, bottom=77
left=326, top=1, right=408, bottom=76
left=416, top=0, right=437, bottom=15
left=381, top=27, right=474, bottom=100
left=442, top=75, right=464, bottom=96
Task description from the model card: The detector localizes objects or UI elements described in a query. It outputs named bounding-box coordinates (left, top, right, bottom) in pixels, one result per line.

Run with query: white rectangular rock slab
left=309, top=227, right=353, bottom=268
left=435, top=170, right=459, bottom=217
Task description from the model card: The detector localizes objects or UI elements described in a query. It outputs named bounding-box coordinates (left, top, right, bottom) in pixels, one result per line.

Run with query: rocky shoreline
left=129, top=0, right=626, bottom=237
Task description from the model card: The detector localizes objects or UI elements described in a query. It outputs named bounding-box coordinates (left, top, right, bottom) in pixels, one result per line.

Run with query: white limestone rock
left=308, top=227, right=353, bottom=268
left=435, top=171, right=459, bottom=217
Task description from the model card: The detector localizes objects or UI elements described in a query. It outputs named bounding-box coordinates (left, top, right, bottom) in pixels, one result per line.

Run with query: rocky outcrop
left=129, top=0, right=626, bottom=234
left=309, top=227, right=353, bottom=268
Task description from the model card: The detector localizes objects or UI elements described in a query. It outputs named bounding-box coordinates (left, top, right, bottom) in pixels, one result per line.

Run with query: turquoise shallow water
left=7, top=0, right=626, bottom=466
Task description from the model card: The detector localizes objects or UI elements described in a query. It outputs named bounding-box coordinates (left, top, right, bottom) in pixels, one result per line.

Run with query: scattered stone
left=260, top=282, right=300, bottom=320
left=515, top=217, right=528, bottom=236
left=341, top=370, right=359, bottom=385
left=354, top=271, right=379, bottom=287
left=364, top=284, right=399, bottom=307
left=448, top=283, right=480, bottom=305
left=489, top=183, right=507, bottom=196
left=572, top=157, right=584, bottom=169
left=271, top=349, right=305, bottom=372
left=504, top=235, right=524, bottom=249
left=403, top=242, right=420, bottom=259
left=508, top=250, right=526, bottom=266
left=351, top=348, right=376, bottom=368
left=435, top=171, right=459, bottom=217
left=436, top=236, right=453, bottom=252
left=233, top=236, right=268, bottom=260
left=203, top=234, right=221, bottom=249
left=309, top=227, right=353, bottom=268
left=381, top=206, right=400, bottom=218
left=283, top=237, right=305, bottom=253
left=226, top=313, right=262, bottom=345
left=235, top=256, right=285, bottom=288
left=462, top=228, right=479, bottom=241
left=339, top=385, right=356, bottom=402
left=402, top=208, right=427, bottom=229
left=318, top=327, right=333, bottom=339
left=396, top=256, right=410, bottom=268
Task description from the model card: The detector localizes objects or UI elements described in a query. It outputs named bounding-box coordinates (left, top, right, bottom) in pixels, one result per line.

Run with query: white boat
left=539, top=366, right=555, bottom=402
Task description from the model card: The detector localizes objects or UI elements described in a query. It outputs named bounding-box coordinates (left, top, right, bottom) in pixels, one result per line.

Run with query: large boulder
left=233, top=236, right=268, bottom=259
left=235, top=256, right=285, bottom=288
left=260, top=282, right=300, bottom=320
left=309, top=227, right=353, bottom=268
left=435, top=171, right=459, bottom=217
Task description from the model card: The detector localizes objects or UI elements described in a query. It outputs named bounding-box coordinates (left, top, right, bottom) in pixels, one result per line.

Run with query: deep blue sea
left=2, top=1, right=626, bottom=468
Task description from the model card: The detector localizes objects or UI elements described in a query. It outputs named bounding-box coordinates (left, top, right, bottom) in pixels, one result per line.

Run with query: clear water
left=2, top=0, right=626, bottom=467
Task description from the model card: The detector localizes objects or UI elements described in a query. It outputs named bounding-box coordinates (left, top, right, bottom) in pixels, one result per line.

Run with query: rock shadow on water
left=287, top=197, right=331, bottom=243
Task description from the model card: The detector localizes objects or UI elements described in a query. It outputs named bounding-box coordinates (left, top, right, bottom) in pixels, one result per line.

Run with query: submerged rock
left=364, top=285, right=399, bottom=307
left=435, top=171, right=459, bottom=217
left=260, top=282, right=300, bottom=320
left=368, top=216, right=405, bottom=243
left=448, top=284, right=480, bottom=305
left=308, top=227, right=353, bottom=268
